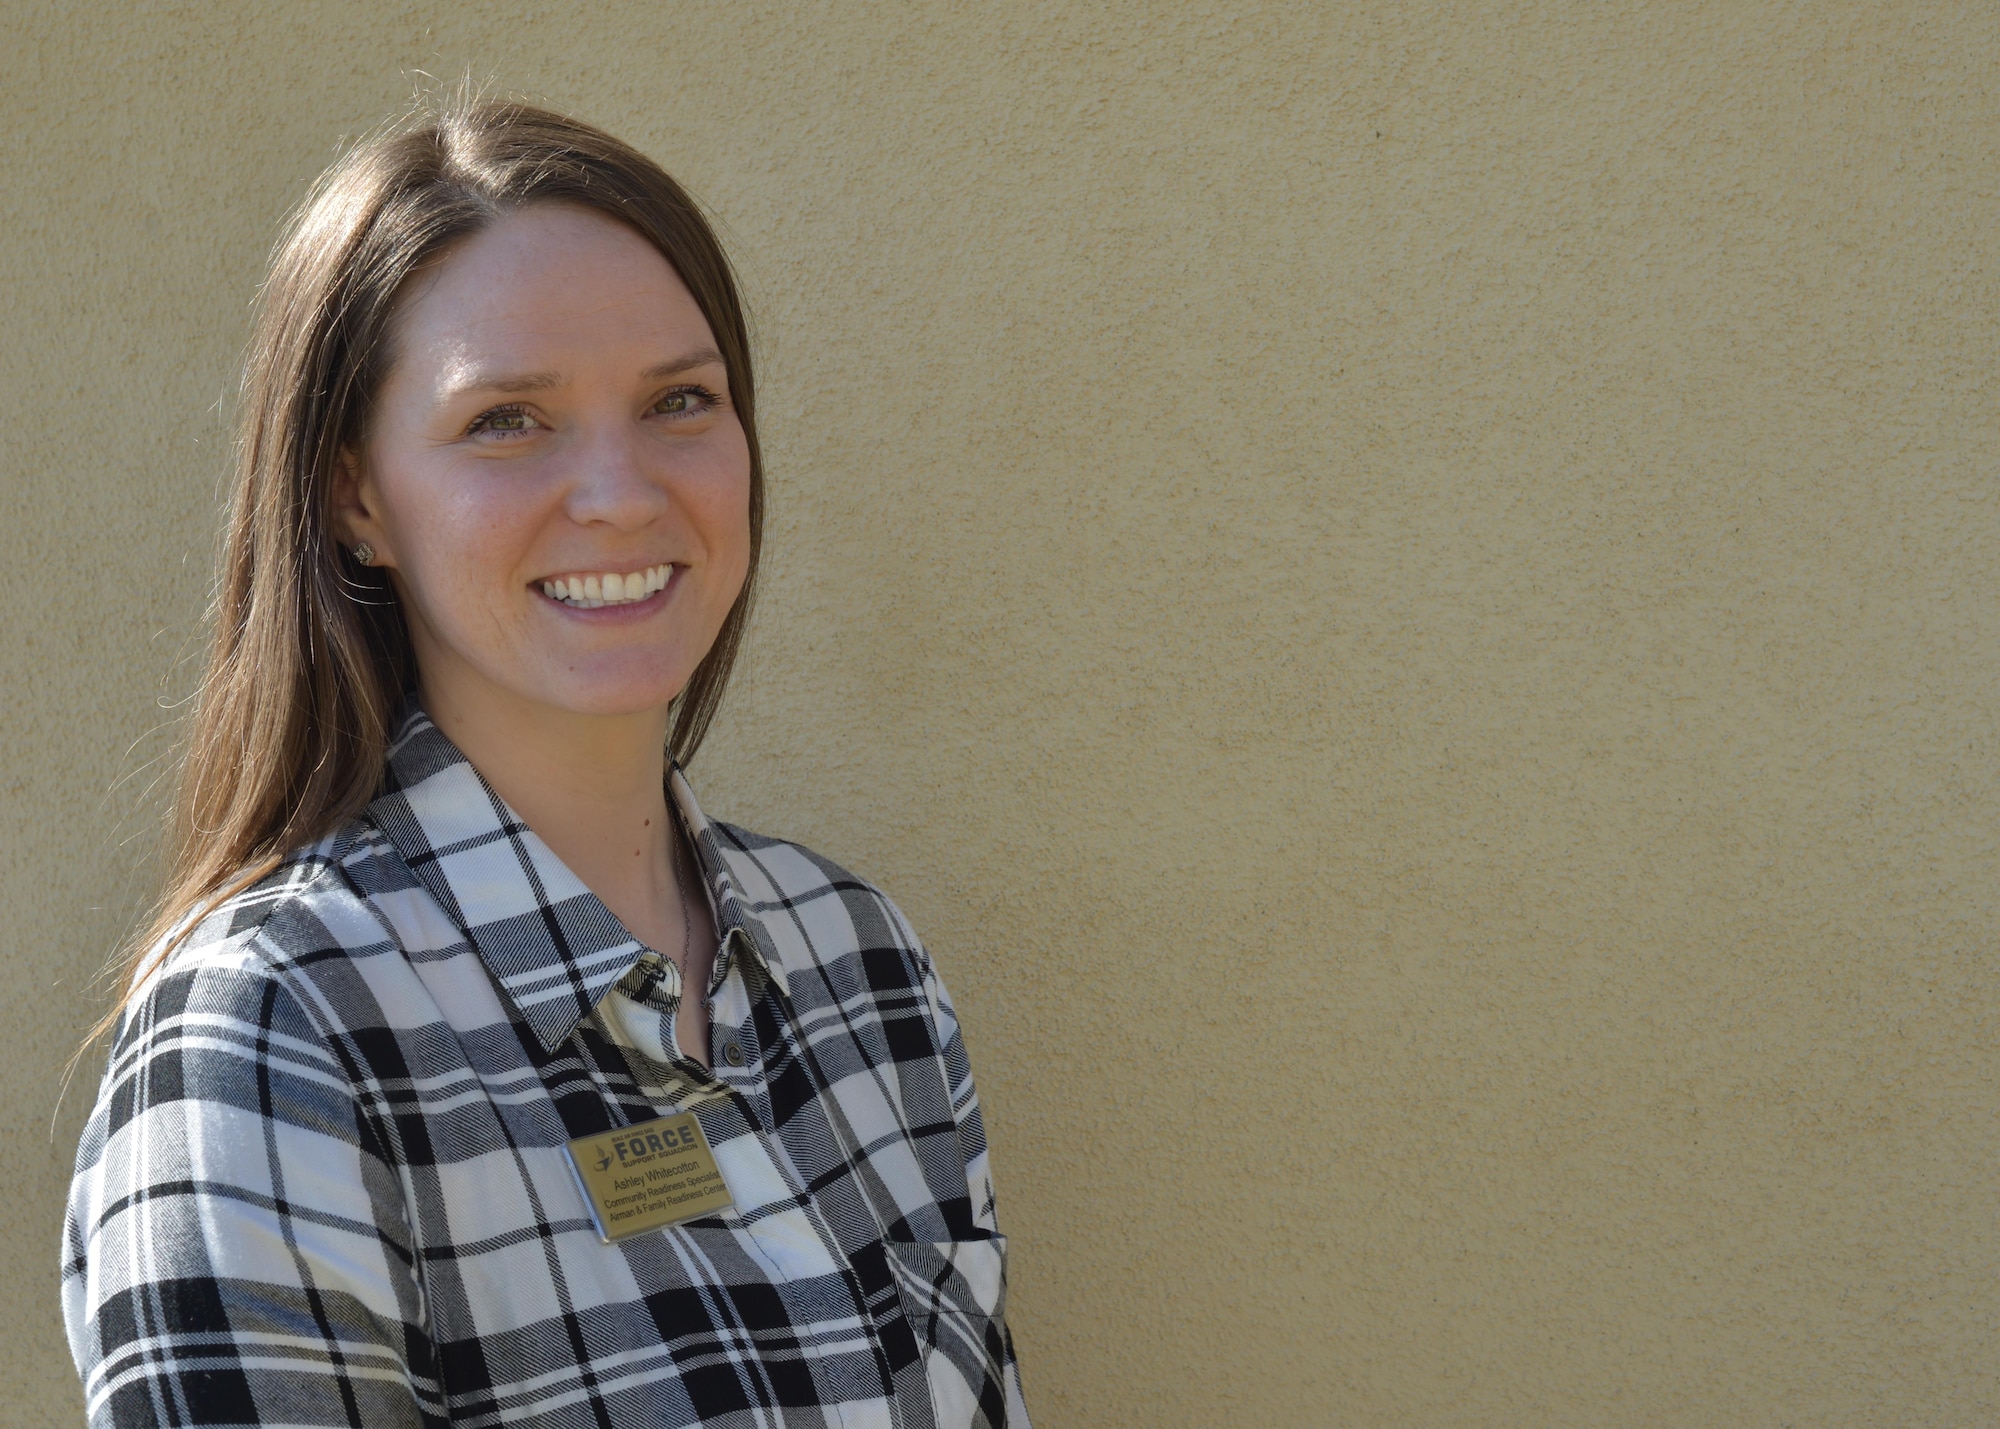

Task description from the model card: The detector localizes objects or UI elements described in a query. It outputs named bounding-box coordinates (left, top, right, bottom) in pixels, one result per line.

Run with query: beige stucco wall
left=5, top=3, right=1996, bottom=1424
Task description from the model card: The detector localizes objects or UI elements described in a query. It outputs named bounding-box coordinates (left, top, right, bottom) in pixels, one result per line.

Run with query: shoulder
left=706, top=822, right=990, bottom=1162
left=118, top=817, right=405, bottom=1052
left=704, top=819, right=936, bottom=983
left=81, top=820, right=410, bottom=1164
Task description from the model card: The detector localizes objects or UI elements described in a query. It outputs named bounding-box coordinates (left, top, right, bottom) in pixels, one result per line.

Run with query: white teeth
left=543, top=564, right=671, bottom=608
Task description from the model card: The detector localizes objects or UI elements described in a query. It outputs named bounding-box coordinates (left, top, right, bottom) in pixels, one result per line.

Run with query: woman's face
left=338, top=203, right=752, bottom=725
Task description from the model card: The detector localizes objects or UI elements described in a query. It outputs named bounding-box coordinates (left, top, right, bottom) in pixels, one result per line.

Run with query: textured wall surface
left=5, top=4, right=1996, bottom=1424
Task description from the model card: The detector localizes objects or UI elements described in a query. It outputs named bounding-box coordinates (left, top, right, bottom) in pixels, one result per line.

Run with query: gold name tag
left=564, top=1112, right=735, bottom=1243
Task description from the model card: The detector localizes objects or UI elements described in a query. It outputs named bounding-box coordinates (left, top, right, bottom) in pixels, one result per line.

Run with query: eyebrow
left=444, top=347, right=728, bottom=399
left=641, top=348, right=727, bottom=382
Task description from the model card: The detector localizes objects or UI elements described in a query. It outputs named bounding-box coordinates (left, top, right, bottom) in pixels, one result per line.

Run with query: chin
left=521, top=662, right=695, bottom=720
left=536, top=685, right=686, bottom=720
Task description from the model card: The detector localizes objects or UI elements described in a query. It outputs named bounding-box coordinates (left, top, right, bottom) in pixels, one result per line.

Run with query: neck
left=418, top=670, right=685, bottom=957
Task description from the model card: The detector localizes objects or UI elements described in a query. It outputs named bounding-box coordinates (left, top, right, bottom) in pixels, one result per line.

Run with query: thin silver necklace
left=675, top=851, right=693, bottom=972
left=670, top=824, right=694, bottom=980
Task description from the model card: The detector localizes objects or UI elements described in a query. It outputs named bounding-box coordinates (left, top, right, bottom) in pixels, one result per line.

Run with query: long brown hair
left=95, top=100, right=763, bottom=1039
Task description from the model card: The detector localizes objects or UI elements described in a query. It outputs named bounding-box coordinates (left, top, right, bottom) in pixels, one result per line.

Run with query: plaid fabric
left=63, top=709, right=1028, bottom=1428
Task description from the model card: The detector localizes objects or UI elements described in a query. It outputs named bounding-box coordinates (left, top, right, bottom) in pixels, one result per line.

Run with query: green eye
left=469, top=404, right=539, bottom=437
left=653, top=385, right=720, bottom=418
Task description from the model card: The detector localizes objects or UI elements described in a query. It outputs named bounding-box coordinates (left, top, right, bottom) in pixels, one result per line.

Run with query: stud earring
left=352, top=542, right=375, bottom=566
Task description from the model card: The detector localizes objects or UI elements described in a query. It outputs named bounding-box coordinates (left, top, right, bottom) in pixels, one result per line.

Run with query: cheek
left=692, top=434, right=755, bottom=588
left=385, top=470, right=541, bottom=584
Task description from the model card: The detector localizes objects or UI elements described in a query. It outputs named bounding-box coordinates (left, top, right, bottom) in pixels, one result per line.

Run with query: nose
left=562, top=424, right=672, bottom=531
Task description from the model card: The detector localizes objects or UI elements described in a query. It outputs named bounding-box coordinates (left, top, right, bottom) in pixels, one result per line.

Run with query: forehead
left=388, top=204, right=713, bottom=382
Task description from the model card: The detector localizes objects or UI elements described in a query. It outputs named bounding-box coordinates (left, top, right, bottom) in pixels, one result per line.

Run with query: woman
left=63, top=101, right=1027, bottom=1429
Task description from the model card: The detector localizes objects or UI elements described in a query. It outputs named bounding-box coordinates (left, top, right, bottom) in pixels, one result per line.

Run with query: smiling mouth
left=539, top=563, right=674, bottom=609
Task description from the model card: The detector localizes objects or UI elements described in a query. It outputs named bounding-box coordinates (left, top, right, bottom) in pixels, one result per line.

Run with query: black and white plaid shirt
left=64, top=709, right=1027, bottom=1428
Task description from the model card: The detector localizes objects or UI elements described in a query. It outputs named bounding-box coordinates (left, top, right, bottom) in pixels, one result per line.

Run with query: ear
left=331, top=447, right=395, bottom=568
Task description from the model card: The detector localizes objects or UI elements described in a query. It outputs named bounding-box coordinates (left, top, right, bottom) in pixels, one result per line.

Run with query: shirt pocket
left=883, top=1232, right=1013, bottom=1429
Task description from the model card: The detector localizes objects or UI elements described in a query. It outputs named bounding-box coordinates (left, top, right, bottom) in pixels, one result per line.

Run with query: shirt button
left=722, top=1042, right=745, bottom=1068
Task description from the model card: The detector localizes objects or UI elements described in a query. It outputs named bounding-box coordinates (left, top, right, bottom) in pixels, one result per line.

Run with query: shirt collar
left=366, top=705, right=773, bottom=1055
